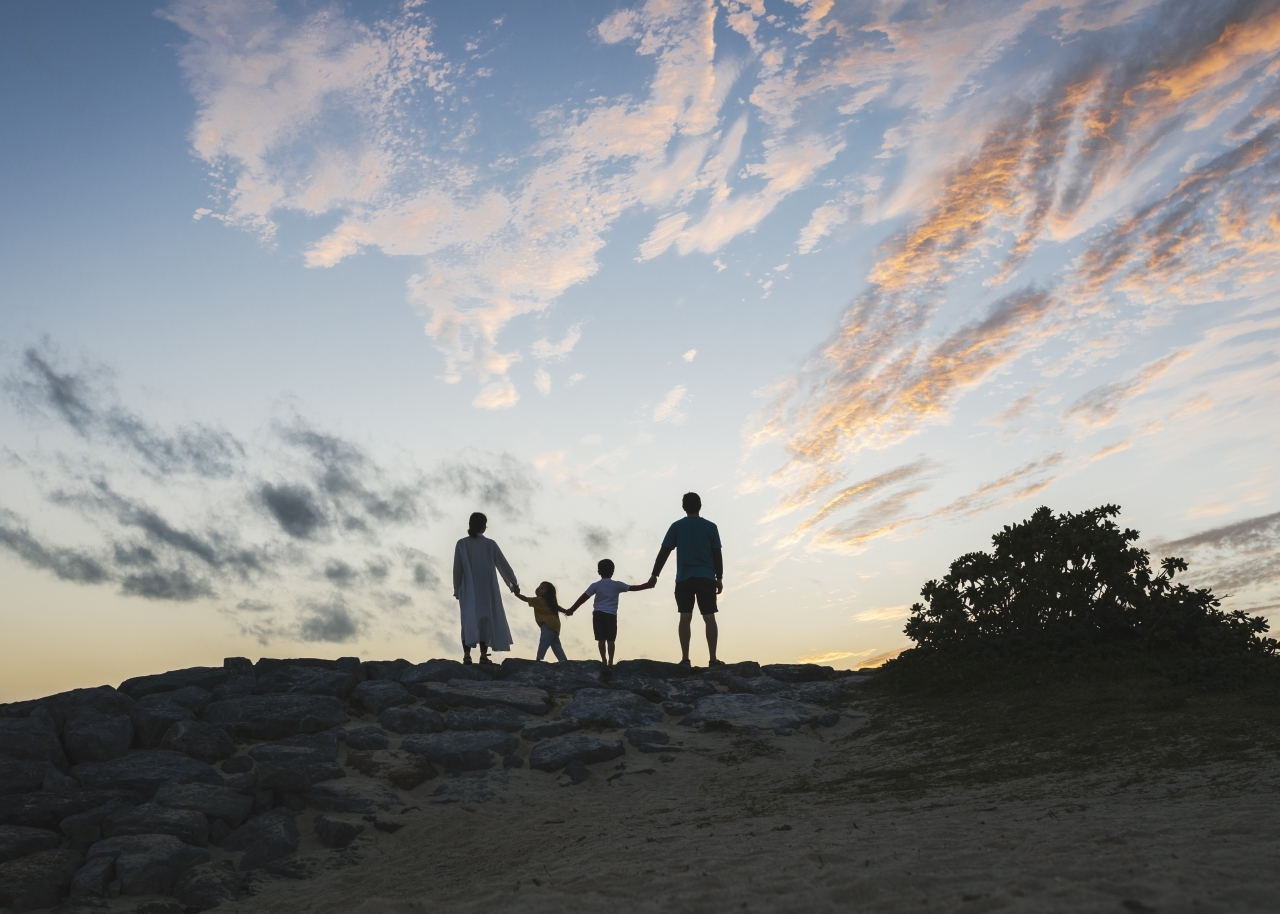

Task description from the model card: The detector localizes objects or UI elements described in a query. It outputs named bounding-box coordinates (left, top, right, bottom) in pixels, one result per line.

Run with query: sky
left=2, top=0, right=1279, bottom=702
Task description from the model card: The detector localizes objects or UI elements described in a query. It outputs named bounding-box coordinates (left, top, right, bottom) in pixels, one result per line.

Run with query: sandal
left=479, top=657, right=496, bottom=665
left=678, top=658, right=691, bottom=668
left=708, top=659, right=726, bottom=667
left=463, top=656, right=474, bottom=665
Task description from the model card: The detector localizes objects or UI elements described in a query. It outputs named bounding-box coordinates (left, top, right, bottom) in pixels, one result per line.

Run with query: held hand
left=716, top=579, right=723, bottom=595
left=510, top=583, right=521, bottom=595
left=647, top=574, right=658, bottom=587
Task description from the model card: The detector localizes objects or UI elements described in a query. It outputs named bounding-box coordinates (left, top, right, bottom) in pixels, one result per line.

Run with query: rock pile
left=0, top=655, right=871, bottom=912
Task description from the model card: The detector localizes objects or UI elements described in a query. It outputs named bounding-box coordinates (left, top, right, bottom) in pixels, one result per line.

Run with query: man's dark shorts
left=592, top=610, right=618, bottom=642
left=674, top=576, right=718, bottom=615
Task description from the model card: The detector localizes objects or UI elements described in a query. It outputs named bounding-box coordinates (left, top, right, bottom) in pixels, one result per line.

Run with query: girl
left=516, top=581, right=569, bottom=662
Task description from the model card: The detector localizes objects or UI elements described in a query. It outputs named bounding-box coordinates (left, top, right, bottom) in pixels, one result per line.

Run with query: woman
left=452, top=512, right=518, bottom=664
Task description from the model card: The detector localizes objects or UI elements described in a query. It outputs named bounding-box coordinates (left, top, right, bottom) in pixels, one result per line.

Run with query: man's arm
left=713, top=547, right=723, bottom=595
left=628, top=580, right=655, bottom=592
left=648, top=546, right=673, bottom=586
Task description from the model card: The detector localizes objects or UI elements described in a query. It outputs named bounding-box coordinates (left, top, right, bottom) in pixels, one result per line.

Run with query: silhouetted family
left=451, top=492, right=724, bottom=671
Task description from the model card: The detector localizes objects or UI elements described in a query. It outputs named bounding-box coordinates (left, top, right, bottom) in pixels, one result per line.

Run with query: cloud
left=260, top=483, right=327, bottom=539
left=1154, top=510, right=1280, bottom=607
left=0, top=509, right=111, bottom=585
left=533, top=369, right=552, bottom=396
left=1064, top=352, right=1187, bottom=427
left=852, top=605, right=912, bottom=623
left=297, top=598, right=363, bottom=643
left=531, top=324, right=583, bottom=361
left=436, top=452, right=537, bottom=519
left=580, top=525, right=612, bottom=555
left=934, top=454, right=1065, bottom=519
left=653, top=385, right=688, bottom=424
left=682, top=349, right=697, bottom=362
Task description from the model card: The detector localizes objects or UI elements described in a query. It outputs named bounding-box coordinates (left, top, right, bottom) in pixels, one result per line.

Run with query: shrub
left=900, top=505, right=1275, bottom=663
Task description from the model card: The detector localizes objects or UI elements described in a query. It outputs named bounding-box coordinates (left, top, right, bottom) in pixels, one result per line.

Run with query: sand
left=216, top=701, right=1280, bottom=914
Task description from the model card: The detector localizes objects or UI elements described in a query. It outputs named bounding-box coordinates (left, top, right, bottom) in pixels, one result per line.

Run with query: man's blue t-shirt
left=661, top=517, right=722, bottom=582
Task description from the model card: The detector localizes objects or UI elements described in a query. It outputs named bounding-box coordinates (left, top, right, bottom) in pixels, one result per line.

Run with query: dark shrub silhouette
left=902, top=505, right=1275, bottom=662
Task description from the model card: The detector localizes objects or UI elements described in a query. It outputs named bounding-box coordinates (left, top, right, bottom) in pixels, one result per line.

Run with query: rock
left=560, top=760, right=590, bottom=785
left=507, top=668, right=601, bottom=694
left=253, top=667, right=359, bottom=701
left=219, top=756, right=253, bottom=775
left=0, top=791, right=137, bottom=831
left=148, top=687, right=213, bottom=714
left=0, top=759, right=51, bottom=796
left=208, top=819, right=230, bottom=846
left=73, top=750, right=220, bottom=800
left=276, top=729, right=340, bottom=758
left=252, top=658, right=338, bottom=678
left=742, top=677, right=795, bottom=696
left=438, top=682, right=551, bottom=716
left=662, top=701, right=692, bottom=716
left=223, top=658, right=253, bottom=677
left=0, top=825, right=60, bottom=864
left=102, top=803, right=209, bottom=846
left=793, top=682, right=849, bottom=703
left=445, top=706, right=532, bottom=732
left=760, top=663, right=834, bottom=683
left=173, top=859, right=240, bottom=912
left=624, top=729, right=670, bottom=750
left=211, top=677, right=254, bottom=701
left=343, top=751, right=437, bottom=791
left=0, top=718, right=67, bottom=768
left=668, top=679, right=717, bottom=703
left=312, top=815, right=363, bottom=849
left=85, top=834, right=210, bottom=895
left=69, top=852, right=114, bottom=898
left=3, top=686, right=135, bottom=731
left=360, top=659, right=412, bottom=682
left=503, top=755, right=523, bottom=769
left=683, top=694, right=839, bottom=731
left=305, top=762, right=345, bottom=785
left=153, top=784, right=253, bottom=829
left=0, top=847, right=82, bottom=911
left=60, top=708, right=134, bottom=765
left=528, top=735, right=625, bottom=772
left=608, top=677, right=671, bottom=703
left=521, top=720, right=581, bottom=742
left=60, top=801, right=130, bottom=849
left=403, top=686, right=450, bottom=711
left=400, top=731, right=518, bottom=771
left=160, top=720, right=235, bottom=763
left=223, top=770, right=258, bottom=796
left=334, top=657, right=365, bottom=681
left=251, top=790, right=272, bottom=814
left=118, top=668, right=228, bottom=702
left=352, top=681, right=412, bottom=716
left=221, top=808, right=298, bottom=870
left=377, top=707, right=444, bottom=735
left=302, top=781, right=401, bottom=814
left=561, top=689, right=662, bottom=729
left=338, top=727, right=388, bottom=751
left=396, top=659, right=489, bottom=685
left=202, top=696, right=349, bottom=740
left=128, top=699, right=195, bottom=749
left=41, top=768, right=77, bottom=791
left=612, top=659, right=692, bottom=680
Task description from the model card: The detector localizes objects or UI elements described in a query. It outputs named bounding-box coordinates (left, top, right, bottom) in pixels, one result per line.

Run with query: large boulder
left=668, top=679, right=717, bottom=703
left=275, top=729, right=340, bottom=759
left=202, top=696, right=348, bottom=740
left=343, top=750, right=437, bottom=791
left=148, top=686, right=214, bottom=714
left=528, top=735, right=625, bottom=772
left=102, top=802, right=209, bottom=846
left=302, top=780, right=401, bottom=814
left=129, top=698, right=196, bottom=749
left=2, top=686, right=135, bottom=731
left=361, top=659, right=412, bottom=682
left=612, top=659, right=693, bottom=680
left=438, top=681, right=551, bottom=715
left=119, top=667, right=228, bottom=701
left=212, top=676, right=255, bottom=701
left=0, top=758, right=52, bottom=796
left=252, top=657, right=338, bottom=678
left=445, top=706, right=532, bottom=732
left=760, top=663, right=834, bottom=683
left=221, top=808, right=299, bottom=870
left=352, top=681, right=412, bottom=716
left=521, top=719, right=581, bottom=742
left=338, top=727, right=389, bottom=750
left=0, top=847, right=82, bottom=912
left=0, top=825, right=60, bottom=863
left=174, top=859, right=241, bottom=912
left=253, top=667, right=359, bottom=701
left=0, top=790, right=136, bottom=831
left=507, top=668, right=601, bottom=694
left=608, top=676, right=671, bottom=703
left=62, top=707, right=134, bottom=764
left=396, top=659, right=490, bottom=684
left=59, top=800, right=131, bottom=849
left=0, top=718, right=67, bottom=768
left=400, top=730, right=518, bottom=771
left=683, top=694, right=839, bottom=731
left=377, top=707, right=444, bottom=735
left=85, top=833, right=210, bottom=895
left=739, top=677, right=795, bottom=696
left=312, top=815, right=363, bottom=849
left=161, top=720, right=236, bottom=763
left=70, top=853, right=114, bottom=898
left=73, top=749, right=221, bottom=799
left=561, top=689, right=662, bottom=729
left=153, top=783, right=253, bottom=829
left=246, top=744, right=337, bottom=792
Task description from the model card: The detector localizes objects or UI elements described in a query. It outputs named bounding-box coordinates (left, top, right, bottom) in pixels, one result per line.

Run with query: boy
left=565, top=559, right=653, bottom=672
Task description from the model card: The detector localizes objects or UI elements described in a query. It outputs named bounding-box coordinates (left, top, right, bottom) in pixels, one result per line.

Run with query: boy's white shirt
left=584, top=578, right=630, bottom=615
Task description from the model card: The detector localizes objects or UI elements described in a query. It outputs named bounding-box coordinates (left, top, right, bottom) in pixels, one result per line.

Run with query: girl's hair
left=467, top=512, right=487, bottom=536
left=538, top=581, right=563, bottom=612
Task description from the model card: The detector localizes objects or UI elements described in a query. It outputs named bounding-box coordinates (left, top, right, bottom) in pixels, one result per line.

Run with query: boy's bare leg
left=678, top=613, right=692, bottom=662
left=597, top=640, right=608, bottom=664
left=704, top=614, right=719, bottom=664
left=607, top=640, right=616, bottom=666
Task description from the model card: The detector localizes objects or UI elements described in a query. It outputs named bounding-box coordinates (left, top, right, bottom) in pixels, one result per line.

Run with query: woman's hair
left=538, top=581, right=563, bottom=612
left=467, top=512, right=487, bottom=536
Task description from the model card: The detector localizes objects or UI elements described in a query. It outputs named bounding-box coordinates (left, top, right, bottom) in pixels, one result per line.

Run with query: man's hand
left=716, top=578, right=723, bottom=595
left=647, top=574, right=658, bottom=587
left=510, top=583, right=520, bottom=595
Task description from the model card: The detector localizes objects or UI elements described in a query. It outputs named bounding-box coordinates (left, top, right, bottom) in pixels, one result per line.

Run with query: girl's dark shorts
left=674, top=576, right=718, bottom=615
left=592, top=610, right=618, bottom=642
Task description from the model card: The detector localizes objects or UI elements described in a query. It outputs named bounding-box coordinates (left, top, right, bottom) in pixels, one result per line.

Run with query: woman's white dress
left=453, top=534, right=516, bottom=651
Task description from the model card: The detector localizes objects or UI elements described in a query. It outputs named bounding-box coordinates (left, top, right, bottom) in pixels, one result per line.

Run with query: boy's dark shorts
left=674, top=576, right=718, bottom=615
left=592, top=610, right=618, bottom=642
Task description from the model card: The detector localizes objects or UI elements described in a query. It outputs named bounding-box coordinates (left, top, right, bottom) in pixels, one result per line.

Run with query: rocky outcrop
left=174, top=859, right=241, bottom=912
left=61, top=707, right=134, bottom=764
left=445, top=706, right=532, bottom=732
left=343, top=750, right=437, bottom=791
left=102, top=802, right=210, bottom=846
left=400, top=730, right=518, bottom=770
left=682, top=694, right=840, bottom=731
left=435, top=681, right=552, bottom=715
left=339, top=726, right=389, bottom=750
left=0, top=718, right=67, bottom=769
left=0, top=790, right=136, bottom=831
left=353, top=680, right=413, bottom=715
left=129, top=697, right=196, bottom=749
left=0, top=825, right=60, bottom=864
left=202, top=695, right=348, bottom=740
left=528, top=735, right=625, bottom=772
left=377, top=707, right=445, bottom=734
left=760, top=663, right=835, bottom=683
left=118, top=667, right=229, bottom=701
left=153, top=783, right=254, bottom=829
left=221, top=808, right=299, bottom=870
left=253, top=667, right=359, bottom=701
left=161, top=719, right=236, bottom=762
left=73, top=749, right=221, bottom=799
left=562, top=689, right=663, bottom=729
left=313, top=814, right=363, bottom=848
left=85, top=833, right=210, bottom=894
left=0, top=847, right=82, bottom=912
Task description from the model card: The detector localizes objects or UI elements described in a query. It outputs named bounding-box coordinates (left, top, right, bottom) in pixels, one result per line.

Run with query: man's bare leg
left=678, top=612, right=693, bottom=662
left=597, top=640, right=608, bottom=664
left=607, top=640, right=616, bottom=666
left=704, top=613, right=719, bottom=664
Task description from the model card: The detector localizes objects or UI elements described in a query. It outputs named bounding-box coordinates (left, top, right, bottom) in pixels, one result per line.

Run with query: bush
left=900, top=505, right=1275, bottom=664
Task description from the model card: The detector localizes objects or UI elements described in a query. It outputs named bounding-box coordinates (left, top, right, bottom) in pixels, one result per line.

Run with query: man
left=648, top=492, right=724, bottom=667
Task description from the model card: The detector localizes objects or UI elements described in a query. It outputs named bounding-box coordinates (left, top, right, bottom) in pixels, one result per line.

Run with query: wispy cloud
left=653, top=385, right=689, bottom=424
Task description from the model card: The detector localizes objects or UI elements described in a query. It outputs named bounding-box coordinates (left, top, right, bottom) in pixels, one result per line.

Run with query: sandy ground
left=204, top=703, right=1280, bottom=914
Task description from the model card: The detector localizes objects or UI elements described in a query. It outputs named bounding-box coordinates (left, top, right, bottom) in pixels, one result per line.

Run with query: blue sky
left=2, top=0, right=1279, bottom=700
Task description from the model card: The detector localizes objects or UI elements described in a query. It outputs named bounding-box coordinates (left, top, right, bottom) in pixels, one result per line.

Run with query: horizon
left=2, top=0, right=1278, bottom=704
